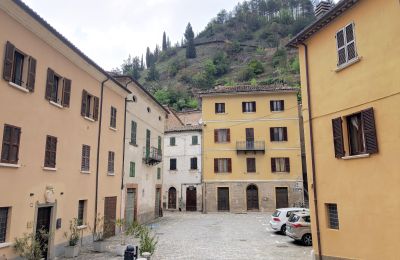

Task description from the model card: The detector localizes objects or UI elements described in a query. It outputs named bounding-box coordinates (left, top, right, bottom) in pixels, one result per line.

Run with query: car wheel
left=302, top=234, right=312, bottom=246
left=280, top=224, right=286, bottom=234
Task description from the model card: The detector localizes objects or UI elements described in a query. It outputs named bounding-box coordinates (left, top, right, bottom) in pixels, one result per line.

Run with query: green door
left=146, top=129, right=151, bottom=158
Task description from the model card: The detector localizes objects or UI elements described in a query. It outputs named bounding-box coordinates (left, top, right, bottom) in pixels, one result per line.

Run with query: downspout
left=301, top=42, right=322, bottom=260
left=94, top=77, right=109, bottom=231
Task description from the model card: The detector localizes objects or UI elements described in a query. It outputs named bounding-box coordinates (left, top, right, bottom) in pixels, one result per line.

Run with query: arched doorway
left=168, top=187, right=177, bottom=209
left=186, top=186, right=197, bottom=211
left=246, top=184, right=259, bottom=210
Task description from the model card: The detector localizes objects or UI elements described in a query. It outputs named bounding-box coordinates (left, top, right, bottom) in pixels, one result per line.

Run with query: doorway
left=168, top=187, right=177, bottom=209
left=217, top=187, right=230, bottom=211
left=275, top=187, right=289, bottom=209
left=155, top=188, right=162, bottom=217
left=186, top=186, right=197, bottom=211
left=104, top=196, right=117, bottom=238
left=246, top=184, right=259, bottom=210
left=36, top=206, right=52, bottom=259
left=125, top=188, right=136, bottom=224
left=246, top=128, right=254, bottom=149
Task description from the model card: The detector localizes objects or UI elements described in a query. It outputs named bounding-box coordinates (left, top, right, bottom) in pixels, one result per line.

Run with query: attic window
left=147, top=107, right=151, bottom=113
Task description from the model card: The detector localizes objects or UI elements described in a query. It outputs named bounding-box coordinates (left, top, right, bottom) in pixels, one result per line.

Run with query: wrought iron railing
left=236, top=141, right=265, bottom=152
left=143, top=146, right=162, bottom=164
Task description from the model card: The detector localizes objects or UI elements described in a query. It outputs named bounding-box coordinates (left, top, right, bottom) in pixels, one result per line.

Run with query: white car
left=269, top=207, right=309, bottom=233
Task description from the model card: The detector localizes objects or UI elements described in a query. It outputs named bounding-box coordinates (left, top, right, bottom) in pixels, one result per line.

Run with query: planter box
left=65, top=245, right=80, bottom=258
left=93, top=240, right=107, bottom=252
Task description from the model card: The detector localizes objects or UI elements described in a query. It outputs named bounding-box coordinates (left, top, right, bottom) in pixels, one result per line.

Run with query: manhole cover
left=276, top=245, right=289, bottom=248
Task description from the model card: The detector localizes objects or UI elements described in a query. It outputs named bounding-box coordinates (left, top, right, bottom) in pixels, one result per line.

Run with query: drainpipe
left=94, top=77, right=109, bottom=231
left=301, top=43, right=322, bottom=260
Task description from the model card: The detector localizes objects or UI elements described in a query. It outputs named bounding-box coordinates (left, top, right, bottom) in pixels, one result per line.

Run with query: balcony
left=143, top=146, right=162, bottom=165
left=236, top=141, right=265, bottom=154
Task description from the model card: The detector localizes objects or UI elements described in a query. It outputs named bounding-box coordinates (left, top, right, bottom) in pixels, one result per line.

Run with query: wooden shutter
left=45, top=68, right=54, bottom=100
left=45, top=136, right=57, bottom=168
left=332, top=117, right=345, bottom=158
left=62, top=78, right=71, bottom=107
left=81, top=90, right=88, bottom=116
left=270, top=101, right=274, bottom=111
left=271, top=158, right=276, bottom=172
left=214, top=129, right=218, bottom=143
left=270, top=128, right=274, bottom=141
left=1, top=125, right=21, bottom=164
left=281, top=100, right=284, bottom=110
left=26, top=57, right=36, bottom=92
left=253, top=102, right=256, bottom=112
left=3, top=41, right=15, bottom=81
left=227, top=158, right=232, bottom=172
left=361, top=108, right=378, bottom=154
left=226, top=129, right=230, bottom=142
left=93, top=96, right=99, bottom=121
left=285, top=158, right=290, bottom=172
left=283, top=127, right=288, bottom=141
left=215, top=103, right=218, bottom=113
left=9, top=127, right=21, bottom=164
left=242, top=102, right=246, bottom=112
left=214, top=159, right=218, bottom=173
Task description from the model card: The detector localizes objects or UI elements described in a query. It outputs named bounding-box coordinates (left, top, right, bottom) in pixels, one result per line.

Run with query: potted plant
left=90, top=214, right=106, bottom=252
left=64, top=218, right=80, bottom=258
left=14, top=229, right=49, bottom=260
left=139, top=226, right=158, bottom=259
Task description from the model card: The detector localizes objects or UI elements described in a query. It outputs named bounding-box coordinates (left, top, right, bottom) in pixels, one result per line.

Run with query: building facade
left=288, top=0, right=400, bottom=259
left=0, top=1, right=129, bottom=258
left=200, top=85, right=304, bottom=213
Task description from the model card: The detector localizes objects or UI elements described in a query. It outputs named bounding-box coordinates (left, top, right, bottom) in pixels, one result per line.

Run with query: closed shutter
left=280, top=100, right=284, bottom=110
left=62, top=78, right=71, bottom=107
left=283, top=127, right=288, bottom=141
left=26, top=57, right=36, bottom=92
left=242, top=102, right=246, bottom=112
left=270, top=101, right=273, bottom=111
left=336, top=30, right=346, bottom=66
left=3, top=42, right=15, bottom=81
left=81, top=90, right=87, bottom=116
left=226, top=129, right=230, bottom=142
left=93, top=96, right=99, bottom=121
left=285, top=158, right=290, bottom=172
left=227, top=158, right=232, bottom=172
left=361, top=108, right=378, bottom=154
left=131, top=121, right=137, bottom=144
left=1, top=125, right=21, bottom=164
left=270, top=128, right=274, bottom=141
left=271, top=158, right=276, bottom=172
left=45, top=136, right=57, bottom=168
left=214, top=159, right=218, bottom=173
left=45, top=69, right=54, bottom=100
left=253, top=102, right=256, bottom=112
left=9, top=127, right=21, bottom=164
left=332, top=117, right=345, bottom=158
left=214, top=130, right=218, bottom=143
left=81, top=145, right=90, bottom=171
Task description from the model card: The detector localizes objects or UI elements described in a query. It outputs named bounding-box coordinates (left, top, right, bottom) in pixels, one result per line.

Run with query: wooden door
left=125, top=189, right=136, bottom=224
left=168, top=187, right=177, bottom=209
left=275, top=187, right=289, bottom=209
left=217, top=187, right=230, bottom=211
left=104, top=196, right=117, bottom=238
left=246, top=128, right=254, bottom=149
left=36, top=207, right=52, bottom=259
left=246, top=185, right=259, bottom=210
left=155, top=188, right=161, bottom=217
left=186, top=186, right=197, bottom=211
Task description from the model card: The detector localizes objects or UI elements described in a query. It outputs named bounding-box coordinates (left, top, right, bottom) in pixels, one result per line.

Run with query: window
left=170, top=137, right=176, bottom=146
left=1, top=125, right=21, bottom=164
left=215, top=103, right=225, bottom=114
left=270, top=127, right=288, bottom=142
left=336, top=23, right=357, bottom=67
left=214, top=129, right=230, bottom=143
left=157, top=167, right=161, bottom=180
left=44, top=135, right=57, bottom=168
left=81, top=90, right=99, bottom=120
left=246, top=158, right=256, bottom=173
left=110, top=106, right=117, bottom=128
left=271, top=157, right=290, bottom=172
left=326, top=204, right=339, bottom=229
left=242, top=101, right=256, bottom=112
left=192, top=136, right=198, bottom=145
left=170, top=158, right=177, bottom=170
left=0, top=207, right=9, bottom=243
left=77, top=200, right=86, bottom=226
left=214, top=158, right=232, bottom=173
left=45, top=68, right=71, bottom=107
left=130, top=121, right=137, bottom=145
left=3, top=41, right=36, bottom=92
left=81, top=145, right=90, bottom=172
left=270, top=100, right=284, bottom=112
left=108, top=151, right=115, bottom=174
left=190, top=157, right=198, bottom=170
left=332, top=108, right=378, bottom=158
left=129, top=162, right=135, bottom=177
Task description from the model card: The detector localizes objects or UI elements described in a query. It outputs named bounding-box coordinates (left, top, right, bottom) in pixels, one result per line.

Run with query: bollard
left=124, top=245, right=138, bottom=260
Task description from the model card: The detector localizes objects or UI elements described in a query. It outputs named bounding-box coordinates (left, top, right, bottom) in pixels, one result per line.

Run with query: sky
left=23, top=0, right=242, bottom=71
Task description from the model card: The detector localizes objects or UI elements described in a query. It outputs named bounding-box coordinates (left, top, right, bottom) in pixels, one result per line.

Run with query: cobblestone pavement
left=58, top=211, right=312, bottom=260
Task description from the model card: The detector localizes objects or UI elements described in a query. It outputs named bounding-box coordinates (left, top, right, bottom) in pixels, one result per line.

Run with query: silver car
left=285, top=211, right=312, bottom=246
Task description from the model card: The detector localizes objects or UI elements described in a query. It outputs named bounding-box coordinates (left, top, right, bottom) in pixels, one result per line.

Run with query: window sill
left=341, top=153, right=370, bottom=160
left=215, top=172, right=231, bottom=174
left=169, top=170, right=177, bottom=172
left=271, top=111, right=284, bottom=113
left=191, top=144, right=199, bottom=146
left=245, top=172, right=259, bottom=174
left=84, top=116, right=95, bottom=122
left=109, top=127, right=117, bottom=131
left=107, top=172, right=115, bottom=176
left=9, top=82, right=29, bottom=93
left=215, top=112, right=227, bottom=115
left=80, top=170, right=91, bottom=174
left=189, top=169, right=198, bottom=172
left=77, top=225, right=87, bottom=230
left=243, top=111, right=256, bottom=114
left=0, top=163, right=21, bottom=168
left=43, top=167, right=57, bottom=171
left=335, top=56, right=362, bottom=72
left=272, top=171, right=290, bottom=174
left=129, top=142, right=138, bottom=147
left=49, top=101, right=64, bottom=109
left=0, top=242, right=13, bottom=249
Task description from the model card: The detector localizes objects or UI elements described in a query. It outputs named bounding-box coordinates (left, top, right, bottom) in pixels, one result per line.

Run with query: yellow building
left=0, top=1, right=129, bottom=258
left=200, top=85, right=304, bottom=213
left=288, top=0, right=400, bottom=259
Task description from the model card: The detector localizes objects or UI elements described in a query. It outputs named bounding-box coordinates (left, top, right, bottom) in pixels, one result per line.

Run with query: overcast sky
left=23, top=0, right=242, bottom=70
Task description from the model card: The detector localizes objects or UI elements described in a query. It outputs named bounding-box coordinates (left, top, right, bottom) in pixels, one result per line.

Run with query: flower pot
left=65, top=245, right=80, bottom=258
left=93, top=240, right=107, bottom=252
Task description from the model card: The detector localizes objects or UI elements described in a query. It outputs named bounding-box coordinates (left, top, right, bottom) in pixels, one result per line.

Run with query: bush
left=212, top=52, right=230, bottom=76
left=225, top=41, right=242, bottom=55
left=237, top=67, right=255, bottom=82
left=237, top=30, right=253, bottom=41
left=272, top=48, right=287, bottom=68
left=248, top=59, right=264, bottom=75
left=64, top=218, right=80, bottom=246
left=14, top=229, right=50, bottom=260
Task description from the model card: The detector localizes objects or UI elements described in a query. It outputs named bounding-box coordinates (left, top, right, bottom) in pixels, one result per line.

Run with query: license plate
left=286, top=226, right=291, bottom=232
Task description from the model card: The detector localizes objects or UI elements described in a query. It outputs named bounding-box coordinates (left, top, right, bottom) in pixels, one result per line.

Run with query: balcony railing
left=143, top=146, right=162, bottom=165
left=236, top=141, right=265, bottom=154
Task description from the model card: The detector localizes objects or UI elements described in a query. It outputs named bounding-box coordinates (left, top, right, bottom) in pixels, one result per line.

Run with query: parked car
left=285, top=211, right=312, bottom=246
left=269, top=208, right=308, bottom=233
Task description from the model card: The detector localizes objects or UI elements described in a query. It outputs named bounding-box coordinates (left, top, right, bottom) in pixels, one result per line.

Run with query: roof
left=165, top=125, right=202, bottom=133
left=287, top=0, right=359, bottom=47
left=198, top=85, right=299, bottom=96
left=13, top=0, right=130, bottom=93
left=176, top=110, right=202, bottom=126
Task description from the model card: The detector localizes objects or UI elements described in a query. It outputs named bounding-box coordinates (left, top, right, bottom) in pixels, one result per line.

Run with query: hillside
left=114, top=0, right=316, bottom=111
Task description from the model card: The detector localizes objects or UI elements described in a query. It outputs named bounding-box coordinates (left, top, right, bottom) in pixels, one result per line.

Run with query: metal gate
left=275, top=187, right=289, bottom=209
left=186, top=186, right=197, bottom=211
left=246, top=184, right=259, bottom=210
left=104, top=196, right=117, bottom=238
left=125, top=188, right=136, bottom=224
left=217, top=187, right=230, bottom=211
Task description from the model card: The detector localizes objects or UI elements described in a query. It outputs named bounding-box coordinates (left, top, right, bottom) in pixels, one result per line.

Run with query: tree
left=216, top=9, right=228, bottom=24
left=131, top=56, right=141, bottom=80
left=184, top=23, right=196, bottom=59
left=146, top=63, right=159, bottom=81
left=140, top=55, right=144, bottom=70
left=145, top=47, right=151, bottom=69
left=162, top=31, right=167, bottom=51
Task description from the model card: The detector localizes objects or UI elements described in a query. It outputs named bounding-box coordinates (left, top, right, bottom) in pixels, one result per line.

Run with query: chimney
left=315, top=1, right=335, bottom=18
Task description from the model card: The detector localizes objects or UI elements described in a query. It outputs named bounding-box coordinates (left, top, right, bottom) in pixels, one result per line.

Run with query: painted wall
left=297, top=0, right=400, bottom=259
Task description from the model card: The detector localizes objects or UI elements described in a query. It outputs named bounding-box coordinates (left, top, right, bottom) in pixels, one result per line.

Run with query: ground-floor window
left=0, top=207, right=9, bottom=243
left=326, top=203, right=339, bottom=229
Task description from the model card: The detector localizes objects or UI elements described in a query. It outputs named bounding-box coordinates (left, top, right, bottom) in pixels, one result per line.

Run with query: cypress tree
left=162, top=31, right=167, bottom=51
left=145, top=47, right=151, bottom=68
left=184, top=23, right=196, bottom=59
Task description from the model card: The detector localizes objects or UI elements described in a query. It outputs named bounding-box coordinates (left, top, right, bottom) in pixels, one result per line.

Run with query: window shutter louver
left=281, top=100, right=284, bottom=110
left=93, top=96, right=99, bottom=121
left=253, top=102, right=256, bottom=112
left=270, top=128, right=274, bottom=141
left=242, top=102, right=246, bottom=112
left=361, top=108, right=378, bottom=154
left=214, top=159, right=218, bottom=173
left=227, top=158, right=232, bottom=172
left=214, top=130, right=218, bottom=143
left=270, top=101, right=273, bottom=111
left=3, top=42, right=15, bottom=82
left=81, top=90, right=87, bottom=116
left=283, top=127, right=288, bottom=141
left=285, top=158, right=290, bottom=172
left=332, top=117, right=345, bottom=158
left=10, top=128, right=21, bottom=164
left=271, top=158, right=276, bottom=172
left=45, top=69, right=54, bottom=100
left=62, top=78, right=71, bottom=107
left=227, top=129, right=230, bottom=142
left=26, top=57, right=36, bottom=92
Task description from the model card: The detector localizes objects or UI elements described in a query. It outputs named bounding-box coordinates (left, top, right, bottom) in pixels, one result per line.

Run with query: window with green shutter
left=130, top=161, right=135, bottom=177
left=130, top=121, right=137, bottom=145
left=192, top=135, right=198, bottom=145
left=157, top=167, right=161, bottom=180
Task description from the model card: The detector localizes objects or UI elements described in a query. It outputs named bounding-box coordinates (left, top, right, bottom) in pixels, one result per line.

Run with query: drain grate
left=276, top=245, right=289, bottom=248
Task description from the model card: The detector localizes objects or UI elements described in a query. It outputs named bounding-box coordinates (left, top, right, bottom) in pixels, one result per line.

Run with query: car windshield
left=288, top=214, right=300, bottom=222
left=272, top=210, right=280, bottom=217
